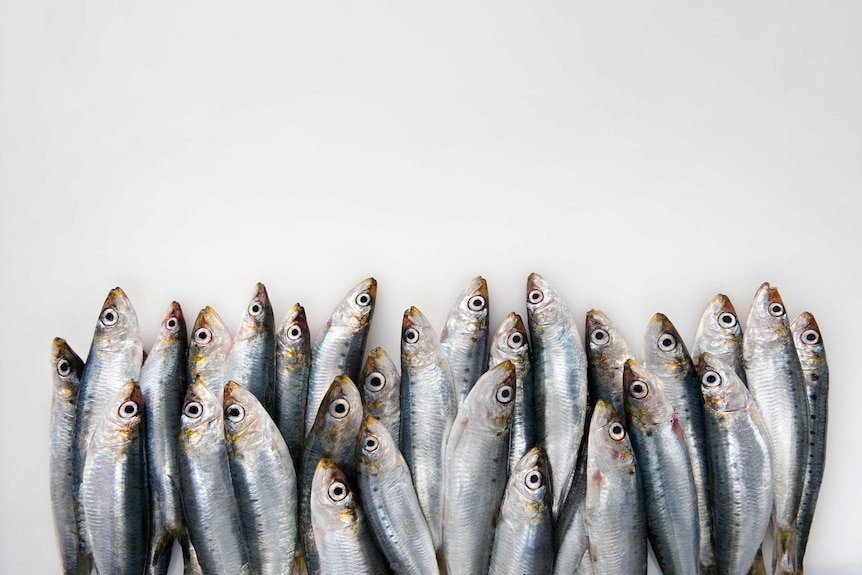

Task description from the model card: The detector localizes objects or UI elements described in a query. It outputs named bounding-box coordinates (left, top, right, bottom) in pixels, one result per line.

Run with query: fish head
left=745, top=282, right=790, bottom=342
left=51, top=337, right=84, bottom=396
left=586, top=309, right=631, bottom=365
left=490, top=312, right=529, bottom=362
left=277, top=303, right=308, bottom=352
left=310, top=458, right=359, bottom=531
left=695, top=294, right=741, bottom=355
left=360, top=348, right=399, bottom=405
left=235, top=283, right=274, bottom=343
left=190, top=306, right=231, bottom=357
left=223, top=381, right=268, bottom=448
left=589, top=399, right=635, bottom=473
left=791, top=311, right=826, bottom=369
left=331, top=277, right=377, bottom=329
left=94, top=287, right=140, bottom=348
left=442, top=276, right=489, bottom=335
left=623, top=359, right=674, bottom=427
left=508, top=446, right=551, bottom=513
left=312, top=374, right=363, bottom=439
left=401, top=306, right=439, bottom=366
left=525, top=273, right=564, bottom=327
left=466, top=360, right=516, bottom=432
left=180, top=377, right=223, bottom=445
left=643, top=313, right=691, bottom=376
left=100, top=380, right=144, bottom=444
left=357, top=416, right=397, bottom=475
left=697, top=353, right=749, bottom=412
left=156, top=301, right=187, bottom=347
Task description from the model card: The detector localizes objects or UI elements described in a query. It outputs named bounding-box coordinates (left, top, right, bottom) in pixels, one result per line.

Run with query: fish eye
left=524, top=469, right=543, bottom=490
left=56, top=359, right=72, bottom=377
left=467, top=295, right=486, bottom=312
left=194, top=328, right=213, bottom=346
left=801, top=329, right=820, bottom=345
left=769, top=302, right=785, bottom=317
left=355, top=292, right=372, bottom=307
left=528, top=289, right=544, bottom=304
left=226, top=404, right=245, bottom=423
left=286, top=323, right=302, bottom=340
left=248, top=301, right=263, bottom=317
left=365, top=372, right=386, bottom=392
left=507, top=331, right=525, bottom=349
left=718, top=312, right=737, bottom=328
left=166, top=317, right=179, bottom=331
left=496, top=385, right=514, bottom=404
left=118, top=400, right=139, bottom=419
left=608, top=422, right=626, bottom=440
left=403, top=327, right=420, bottom=344
left=701, top=370, right=721, bottom=387
left=329, top=398, right=350, bottom=419
left=363, top=436, right=379, bottom=452
left=590, top=328, right=610, bottom=346
left=101, top=307, right=119, bottom=326
left=657, top=333, right=677, bottom=352
left=328, top=481, right=348, bottom=502
left=628, top=380, right=649, bottom=399
left=184, top=401, right=203, bottom=419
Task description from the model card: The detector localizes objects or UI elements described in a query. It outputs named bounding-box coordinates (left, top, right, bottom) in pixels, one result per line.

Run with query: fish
left=49, top=338, right=91, bottom=575
left=488, top=447, right=554, bottom=575
left=305, top=277, right=376, bottom=437
left=360, top=348, right=401, bottom=450
left=400, top=306, right=457, bottom=551
left=526, top=272, right=588, bottom=516
left=791, top=312, right=829, bottom=572
left=697, top=353, right=773, bottom=575
left=488, top=312, right=535, bottom=476
left=187, top=306, right=233, bottom=399
left=443, top=360, right=516, bottom=575
left=584, top=400, right=647, bottom=575
left=692, top=294, right=746, bottom=383
left=357, top=416, right=438, bottom=575
left=298, top=375, right=364, bottom=575
left=225, top=381, right=298, bottom=575
left=138, top=302, right=197, bottom=575
left=178, top=378, right=252, bottom=575
left=274, top=303, right=311, bottom=468
left=643, top=313, right=715, bottom=574
left=224, top=282, right=276, bottom=409
left=79, top=380, right=147, bottom=575
left=440, top=276, right=490, bottom=408
left=552, top=440, right=589, bottom=575
left=311, top=459, right=391, bottom=575
left=585, top=309, right=633, bottom=416
left=743, top=283, right=808, bottom=575
left=623, top=360, right=699, bottom=575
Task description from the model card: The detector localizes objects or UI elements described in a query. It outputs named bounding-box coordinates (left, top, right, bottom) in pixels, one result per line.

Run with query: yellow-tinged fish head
left=235, top=283, right=274, bottom=343
left=746, top=282, right=791, bottom=341
left=51, top=337, right=84, bottom=397
left=94, top=287, right=140, bottom=347
left=189, top=306, right=231, bottom=365
left=401, top=306, right=439, bottom=366
left=357, top=416, right=396, bottom=475
left=310, top=375, right=363, bottom=439
left=100, top=380, right=143, bottom=447
left=445, top=276, right=489, bottom=330
left=157, top=301, right=186, bottom=345
left=697, top=353, right=749, bottom=412
left=526, top=273, right=565, bottom=327
left=223, top=381, right=268, bottom=449
left=331, top=277, right=377, bottom=329
left=491, top=312, right=529, bottom=359
left=311, top=458, right=360, bottom=531
left=589, top=400, right=635, bottom=474
left=623, top=360, right=674, bottom=427
left=644, top=313, right=690, bottom=374
left=360, top=347, right=398, bottom=402
left=508, top=446, right=551, bottom=517
left=467, top=360, right=516, bottom=431
left=180, top=377, right=223, bottom=446
left=277, top=304, right=308, bottom=356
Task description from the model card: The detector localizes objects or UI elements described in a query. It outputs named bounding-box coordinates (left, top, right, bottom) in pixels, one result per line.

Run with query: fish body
left=443, top=361, right=515, bottom=575
left=585, top=309, right=633, bottom=416
left=188, top=306, right=233, bottom=399
left=698, top=354, right=773, bottom=575
left=743, top=283, right=808, bottom=575
left=527, top=273, right=588, bottom=516
left=553, top=442, right=589, bottom=575
left=488, top=312, right=535, bottom=476
left=305, top=277, right=376, bottom=436
left=360, top=348, right=401, bottom=450
left=80, top=380, right=147, bottom=575
left=274, top=303, right=311, bottom=468
left=225, top=283, right=276, bottom=409
left=400, top=306, right=457, bottom=550
left=440, top=276, right=490, bottom=408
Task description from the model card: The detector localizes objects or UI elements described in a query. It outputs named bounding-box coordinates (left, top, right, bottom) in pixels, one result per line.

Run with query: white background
left=2, top=1, right=861, bottom=573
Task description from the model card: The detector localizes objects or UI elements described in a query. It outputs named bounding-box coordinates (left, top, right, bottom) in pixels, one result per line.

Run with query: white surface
left=2, top=1, right=861, bottom=573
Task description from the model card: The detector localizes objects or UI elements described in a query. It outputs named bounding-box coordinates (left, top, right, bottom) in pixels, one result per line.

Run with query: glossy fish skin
left=526, top=272, right=588, bottom=516
left=791, top=312, right=828, bottom=571
left=443, top=361, right=516, bottom=575
left=187, top=306, right=233, bottom=400
left=357, top=416, right=438, bottom=575
left=274, top=303, right=311, bottom=468
left=178, top=379, right=252, bottom=575
left=225, top=381, right=297, bottom=575
left=360, top=348, right=401, bottom=450
left=743, top=283, right=808, bottom=575
left=225, top=282, right=276, bottom=409
left=138, top=302, right=193, bottom=575
left=623, top=360, right=699, bottom=575
left=488, top=312, right=535, bottom=476
left=400, top=306, right=457, bottom=551
left=305, top=277, right=376, bottom=436
left=311, top=459, right=391, bottom=575
left=585, top=400, right=646, bottom=575
left=643, top=313, right=715, bottom=574
left=299, top=375, right=364, bottom=575
left=49, top=338, right=90, bottom=575
left=585, top=309, right=633, bottom=416
left=440, top=276, right=490, bottom=408
left=692, top=295, right=746, bottom=383
left=698, top=354, right=773, bottom=575
left=552, top=441, right=589, bottom=575
left=488, top=447, right=554, bottom=575
left=80, top=380, right=147, bottom=575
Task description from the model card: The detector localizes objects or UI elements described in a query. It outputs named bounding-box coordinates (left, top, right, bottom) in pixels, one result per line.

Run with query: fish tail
left=773, top=528, right=799, bottom=574
left=146, top=531, right=174, bottom=575
left=179, top=530, right=204, bottom=575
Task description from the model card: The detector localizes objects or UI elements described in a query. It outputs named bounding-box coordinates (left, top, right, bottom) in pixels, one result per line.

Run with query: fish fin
left=773, top=528, right=799, bottom=575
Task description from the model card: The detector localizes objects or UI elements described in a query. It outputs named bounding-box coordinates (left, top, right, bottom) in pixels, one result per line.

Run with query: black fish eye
left=403, top=327, right=419, bottom=344
left=118, top=400, right=138, bottom=419
left=355, top=292, right=372, bottom=306
left=590, top=328, right=610, bottom=346
left=701, top=370, right=721, bottom=387
left=525, top=470, right=543, bottom=490
left=718, top=312, right=737, bottom=328
left=496, top=385, right=514, bottom=404
left=769, top=303, right=785, bottom=317
left=226, top=404, right=245, bottom=422
left=801, top=329, right=820, bottom=345
left=184, top=401, right=203, bottom=418
left=468, top=295, right=486, bottom=312
left=629, top=380, right=649, bottom=399
left=194, top=328, right=213, bottom=345
left=248, top=301, right=263, bottom=316
left=328, top=481, right=348, bottom=502
left=101, top=307, right=119, bottom=326
left=364, top=437, right=379, bottom=452
left=365, top=372, right=386, bottom=392
left=57, top=359, right=71, bottom=376
left=609, top=423, right=626, bottom=440
left=507, top=332, right=524, bottom=349
left=658, top=334, right=677, bottom=352
left=166, top=318, right=178, bottom=330
left=329, top=398, right=350, bottom=419
left=528, top=289, right=544, bottom=304
left=287, top=324, right=302, bottom=340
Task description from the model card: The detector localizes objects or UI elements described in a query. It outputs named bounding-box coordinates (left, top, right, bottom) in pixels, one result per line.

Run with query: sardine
left=305, top=277, right=376, bottom=436
left=743, top=283, right=808, bottom=575
left=440, top=276, right=490, bottom=408
left=698, top=354, right=773, bottom=575
left=553, top=440, right=589, bottom=575
left=692, top=294, right=746, bottom=383
left=360, top=348, right=401, bottom=450
left=443, top=360, right=515, bottom=575
left=225, top=282, right=276, bottom=409
left=357, top=416, right=438, bottom=575
left=188, top=306, right=233, bottom=399
left=400, top=306, right=457, bottom=551
left=488, top=447, right=554, bottom=575
left=585, top=309, right=633, bottom=416
left=527, top=272, right=588, bottom=516
left=225, top=381, right=298, bottom=575
left=274, top=303, right=311, bottom=468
